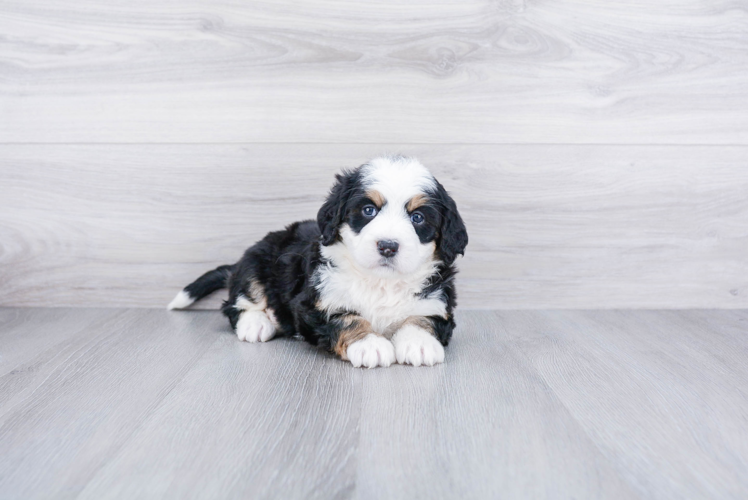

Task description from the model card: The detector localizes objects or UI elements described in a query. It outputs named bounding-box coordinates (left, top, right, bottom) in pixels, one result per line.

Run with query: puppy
left=168, top=156, right=468, bottom=368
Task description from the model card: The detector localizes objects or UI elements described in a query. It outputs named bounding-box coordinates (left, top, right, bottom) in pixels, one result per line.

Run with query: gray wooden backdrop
left=1, top=0, right=746, bottom=309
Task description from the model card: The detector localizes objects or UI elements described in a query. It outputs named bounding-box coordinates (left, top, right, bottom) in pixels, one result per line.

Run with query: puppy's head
left=317, top=156, right=468, bottom=276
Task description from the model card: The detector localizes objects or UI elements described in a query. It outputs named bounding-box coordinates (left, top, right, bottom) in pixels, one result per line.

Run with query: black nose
left=377, top=240, right=399, bottom=258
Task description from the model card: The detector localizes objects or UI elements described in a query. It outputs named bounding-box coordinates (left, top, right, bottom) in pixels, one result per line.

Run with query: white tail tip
left=167, top=290, right=194, bottom=310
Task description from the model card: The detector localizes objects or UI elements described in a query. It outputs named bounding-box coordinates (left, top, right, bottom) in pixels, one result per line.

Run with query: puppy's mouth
left=377, top=257, right=396, bottom=268
left=372, top=256, right=400, bottom=273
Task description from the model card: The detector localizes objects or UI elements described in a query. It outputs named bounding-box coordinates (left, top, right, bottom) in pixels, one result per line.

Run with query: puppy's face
left=318, top=157, right=468, bottom=277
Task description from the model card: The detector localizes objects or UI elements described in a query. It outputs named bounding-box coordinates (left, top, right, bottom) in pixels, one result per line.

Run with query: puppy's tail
left=167, top=264, right=234, bottom=310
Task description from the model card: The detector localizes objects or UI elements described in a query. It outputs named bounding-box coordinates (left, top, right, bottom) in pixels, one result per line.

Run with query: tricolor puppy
left=168, top=156, right=468, bottom=368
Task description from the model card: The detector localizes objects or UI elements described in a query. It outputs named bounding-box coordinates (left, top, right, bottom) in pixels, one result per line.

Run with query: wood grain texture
left=0, top=308, right=747, bottom=499
left=354, top=312, right=639, bottom=499
left=0, top=308, right=221, bottom=499
left=77, top=331, right=362, bottom=500
left=1, top=144, right=746, bottom=309
left=0, top=307, right=115, bottom=375
left=1, top=0, right=747, bottom=143
left=501, top=309, right=748, bottom=498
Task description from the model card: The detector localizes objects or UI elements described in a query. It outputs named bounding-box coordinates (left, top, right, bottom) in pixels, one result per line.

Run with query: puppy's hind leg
left=226, top=280, right=278, bottom=343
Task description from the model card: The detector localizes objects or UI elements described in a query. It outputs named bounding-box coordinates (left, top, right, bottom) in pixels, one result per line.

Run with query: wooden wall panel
left=1, top=0, right=747, bottom=143
left=1, top=144, right=746, bottom=309
left=2, top=1, right=746, bottom=308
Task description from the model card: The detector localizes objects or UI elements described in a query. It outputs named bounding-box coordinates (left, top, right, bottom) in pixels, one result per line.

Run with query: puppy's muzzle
left=377, top=240, right=399, bottom=258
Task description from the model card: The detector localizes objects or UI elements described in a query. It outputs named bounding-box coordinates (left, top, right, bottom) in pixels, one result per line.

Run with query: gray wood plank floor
left=0, top=308, right=746, bottom=499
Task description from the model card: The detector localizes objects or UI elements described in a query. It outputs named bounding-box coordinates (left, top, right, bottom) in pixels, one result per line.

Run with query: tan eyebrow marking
left=407, top=194, right=429, bottom=212
left=366, top=189, right=386, bottom=208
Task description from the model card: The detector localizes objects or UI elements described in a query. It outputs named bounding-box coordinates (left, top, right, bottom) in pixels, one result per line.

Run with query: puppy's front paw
left=236, top=310, right=276, bottom=343
left=392, top=325, right=445, bottom=367
left=346, top=334, right=396, bottom=369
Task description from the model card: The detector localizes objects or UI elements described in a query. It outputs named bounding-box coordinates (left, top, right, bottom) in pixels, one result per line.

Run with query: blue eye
left=362, top=205, right=378, bottom=217
left=411, top=212, right=425, bottom=224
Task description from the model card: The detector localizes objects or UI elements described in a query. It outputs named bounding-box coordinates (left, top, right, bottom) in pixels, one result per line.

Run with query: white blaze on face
left=316, top=156, right=447, bottom=331
left=342, top=156, right=437, bottom=277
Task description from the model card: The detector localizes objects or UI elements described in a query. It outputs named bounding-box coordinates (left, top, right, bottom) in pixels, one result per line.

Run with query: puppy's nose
left=377, top=240, right=399, bottom=258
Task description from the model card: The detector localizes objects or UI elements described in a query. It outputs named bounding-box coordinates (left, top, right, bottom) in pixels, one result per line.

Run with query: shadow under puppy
left=168, top=156, right=468, bottom=368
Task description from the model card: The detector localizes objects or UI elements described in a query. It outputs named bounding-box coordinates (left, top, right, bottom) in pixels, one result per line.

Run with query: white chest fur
left=314, top=251, right=447, bottom=335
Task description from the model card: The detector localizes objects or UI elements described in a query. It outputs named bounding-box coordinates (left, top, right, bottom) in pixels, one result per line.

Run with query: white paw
left=392, top=325, right=445, bottom=367
left=346, top=334, right=396, bottom=369
left=235, top=310, right=276, bottom=343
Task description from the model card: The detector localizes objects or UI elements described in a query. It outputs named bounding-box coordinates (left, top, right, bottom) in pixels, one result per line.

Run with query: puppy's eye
left=362, top=205, right=378, bottom=217
left=411, top=212, right=425, bottom=224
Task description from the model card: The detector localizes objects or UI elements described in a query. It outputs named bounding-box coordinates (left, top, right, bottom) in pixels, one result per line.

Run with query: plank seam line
left=73, top=331, right=224, bottom=496
left=0, top=142, right=747, bottom=147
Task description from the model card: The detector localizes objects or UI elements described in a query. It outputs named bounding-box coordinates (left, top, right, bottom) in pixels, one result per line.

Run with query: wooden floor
left=0, top=308, right=746, bottom=499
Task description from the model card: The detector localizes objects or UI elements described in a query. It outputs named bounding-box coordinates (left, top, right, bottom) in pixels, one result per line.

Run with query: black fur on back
left=221, top=220, right=323, bottom=338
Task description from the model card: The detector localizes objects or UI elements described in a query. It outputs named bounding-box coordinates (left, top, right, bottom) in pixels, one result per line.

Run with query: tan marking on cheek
left=366, top=190, right=386, bottom=209
left=334, top=315, right=374, bottom=360
left=407, top=194, right=429, bottom=212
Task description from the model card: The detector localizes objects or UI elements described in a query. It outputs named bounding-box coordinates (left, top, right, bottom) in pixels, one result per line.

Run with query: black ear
left=317, top=169, right=359, bottom=246
left=434, top=181, right=468, bottom=265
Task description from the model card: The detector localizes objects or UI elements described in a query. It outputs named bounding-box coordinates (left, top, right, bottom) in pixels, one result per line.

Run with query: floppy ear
left=434, top=181, right=468, bottom=265
left=317, top=169, right=358, bottom=246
